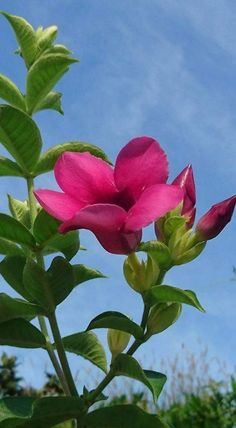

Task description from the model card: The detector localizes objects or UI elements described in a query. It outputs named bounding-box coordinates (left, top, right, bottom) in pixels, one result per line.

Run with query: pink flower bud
left=172, top=165, right=196, bottom=226
left=196, top=195, right=236, bottom=240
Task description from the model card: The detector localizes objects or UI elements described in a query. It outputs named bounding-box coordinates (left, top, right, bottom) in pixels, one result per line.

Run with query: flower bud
left=172, top=165, right=196, bottom=228
left=168, top=227, right=206, bottom=265
left=147, top=302, right=182, bottom=335
left=107, top=329, right=131, bottom=360
left=123, top=253, right=159, bottom=293
left=196, top=195, right=236, bottom=240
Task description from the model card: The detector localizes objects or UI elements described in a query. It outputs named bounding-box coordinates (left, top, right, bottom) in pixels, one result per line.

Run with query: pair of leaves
left=112, top=354, right=167, bottom=403
left=0, top=397, right=167, bottom=428
left=143, top=285, right=205, bottom=312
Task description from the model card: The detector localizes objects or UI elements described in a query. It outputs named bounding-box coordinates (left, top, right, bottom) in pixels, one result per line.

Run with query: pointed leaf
left=23, top=259, right=53, bottom=310
left=0, top=238, right=23, bottom=257
left=0, top=396, right=85, bottom=427
left=33, top=209, right=80, bottom=260
left=138, top=241, right=172, bottom=269
left=1, top=12, right=37, bottom=68
left=34, top=91, right=63, bottom=114
left=0, top=293, right=45, bottom=323
left=47, top=256, right=74, bottom=305
left=0, top=213, right=35, bottom=247
left=8, top=195, right=31, bottom=228
left=144, top=285, right=205, bottom=312
left=34, top=141, right=110, bottom=175
left=87, top=312, right=143, bottom=340
left=73, top=264, right=106, bottom=286
left=0, top=105, right=42, bottom=172
left=26, top=53, right=78, bottom=114
left=0, top=255, right=32, bottom=301
left=0, top=73, right=26, bottom=111
left=0, top=156, right=23, bottom=177
left=113, top=354, right=166, bottom=403
left=45, top=44, right=72, bottom=55
left=36, top=25, right=58, bottom=53
left=62, top=331, right=107, bottom=373
left=84, top=405, right=168, bottom=428
left=0, top=318, right=46, bottom=348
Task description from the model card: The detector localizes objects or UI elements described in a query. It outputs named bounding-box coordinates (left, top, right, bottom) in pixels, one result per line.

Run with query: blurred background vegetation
left=1, top=344, right=235, bottom=428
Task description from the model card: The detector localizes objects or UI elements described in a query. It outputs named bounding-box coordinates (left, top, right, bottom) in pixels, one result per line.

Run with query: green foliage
left=0, top=214, right=35, bottom=248
left=0, top=74, right=26, bottom=111
left=62, top=331, right=107, bottom=373
left=73, top=264, right=106, bottom=286
left=87, top=311, right=144, bottom=340
left=0, top=293, right=45, bottom=323
left=144, top=285, right=205, bottom=312
left=0, top=157, right=23, bottom=178
left=0, top=319, right=46, bottom=348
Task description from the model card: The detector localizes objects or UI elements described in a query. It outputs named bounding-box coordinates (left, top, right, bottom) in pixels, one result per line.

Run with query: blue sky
left=0, top=1, right=235, bottom=393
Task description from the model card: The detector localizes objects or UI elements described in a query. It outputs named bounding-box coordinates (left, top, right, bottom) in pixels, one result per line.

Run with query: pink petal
left=114, top=137, right=168, bottom=201
left=172, top=165, right=196, bottom=214
left=59, top=203, right=127, bottom=234
left=34, top=189, right=82, bottom=221
left=124, top=184, right=183, bottom=232
left=94, top=230, right=142, bottom=254
left=54, top=152, right=118, bottom=205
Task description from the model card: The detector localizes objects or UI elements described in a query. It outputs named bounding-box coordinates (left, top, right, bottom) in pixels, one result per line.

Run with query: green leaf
left=0, top=238, right=23, bottom=257
left=0, top=105, right=42, bottom=173
left=164, top=216, right=186, bottom=238
left=33, top=209, right=80, bottom=260
left=26, top=53, right=78, bottom=114
left=0, top=255, right=32, bottom=301
left=62, top=331, right=107, bottom=373
left=73, top=264, right=106, bottom=286
left=36, top=25, right=58, bottom=53
left=0, top=293, right=45, bottom=323
left=47, top=256, right=74, bottom=306
left=34, top=141, right=111, bottom=175
left=45, top=44, right=72, bottom=55
left=84, top=405, right=168, bottom=428
left=0, top=156, right=23, bottom=177
left=0, top=12, right=37, bottom=68
left=174, top=241, right=206, bottom=265
left=113, top=354, right=166, bottom=403
left=23, top=259, right=53, bottom=310
left=8, top=195, right=31, bottom=228
left=0, top=73, right=26, bottom=111
left=33, top=91, right=63, bottom=114
left=0, top=318, right=46, bottom=348
left=0, top=213, right=35, bottom=247
left=87, top=312, right=144, bottom=340
left=138, top=241, right=172, bottom=269
left=0, top=396, right=85, bottom=427
left=144, top=285, right=205, bottom=312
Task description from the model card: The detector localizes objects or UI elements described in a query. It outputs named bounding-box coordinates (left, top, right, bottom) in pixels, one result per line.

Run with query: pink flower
left=172, top=164, right=196, bottom=227
left=196, top=195, right=236, bottom=240
left=35, top=137, right=183, bottom=254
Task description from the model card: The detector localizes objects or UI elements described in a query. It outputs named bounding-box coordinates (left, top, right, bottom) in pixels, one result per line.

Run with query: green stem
left=126, top=303, right=150, bottom=355
left=26, top=176, right=72, bottom=395
left=89, top=369, right=115, bottom=404
left=49, top=311, right=78, bottom=396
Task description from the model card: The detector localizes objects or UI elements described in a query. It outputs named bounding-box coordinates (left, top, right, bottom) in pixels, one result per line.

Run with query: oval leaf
left=144, top=285, right=205, bottom=312
left=0, top=396, right=85, bottom=427
left=73, top=264, right=106, bottom=286
left=0, top=213, right=35, bottom=247
left=47, top=256, right=74, bottom=306
left=0, top=105, right=42, bottom=172
left=8, top=195, right=30, bottom=228
left=0, top=156, right=23, bottom=177
left=86, top=312, right=143, bottom=340
left=113, top=354, right=166, bottom=403
left=0, top=255, right=32, bottom=301
left=84, top=405, right=168, bottom=428
left=0, top=318, right=46, bottom=348
left=26, top=53, right=78, bottom=114
left=0, top=238, right=23, bottom=257
left=62, top=331, right=107, bottom=373
left=0, top=293, right=45, bottom=323
left=34, top=91, right=63, bottom=114
left=0, top=73, right=26, bottom=111
left=34, top=141, right=110, bottom=175
left=1, top=12, right=37, bottom=68
left=23, top=259, right=53, bottom=310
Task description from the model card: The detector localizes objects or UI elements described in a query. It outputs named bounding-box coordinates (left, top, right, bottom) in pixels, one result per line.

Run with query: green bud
left=168, top=227, right=206, bottom=265
left=147, top=302, right=182, bottom=335
left=123, top=253, right=160, bottom=294
left=107, top=329, right=131, bottom=360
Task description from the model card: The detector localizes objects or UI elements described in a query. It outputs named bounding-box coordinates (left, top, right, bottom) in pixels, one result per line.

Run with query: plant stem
left=126, top=303, right=150, bottom=355
left=26, top=176, right=72, bottom=395
left=89, top=369, right=115, bottom=404
left=48, top=311, right=78, bottom=396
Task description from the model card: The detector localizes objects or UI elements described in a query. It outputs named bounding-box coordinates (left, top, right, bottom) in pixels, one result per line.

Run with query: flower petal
left=59, top=203, right=127, bottom=234
left=94, top=230, right=142, bottom=254
left=34, top=189, right=82, bottom=221
left=172, top=165, right=196, bottom=214
left=124, top=184, right=183, bottom=232
left=114, top=136, right=168, bottom=201
left=54, top=152, right=118, bottom=205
